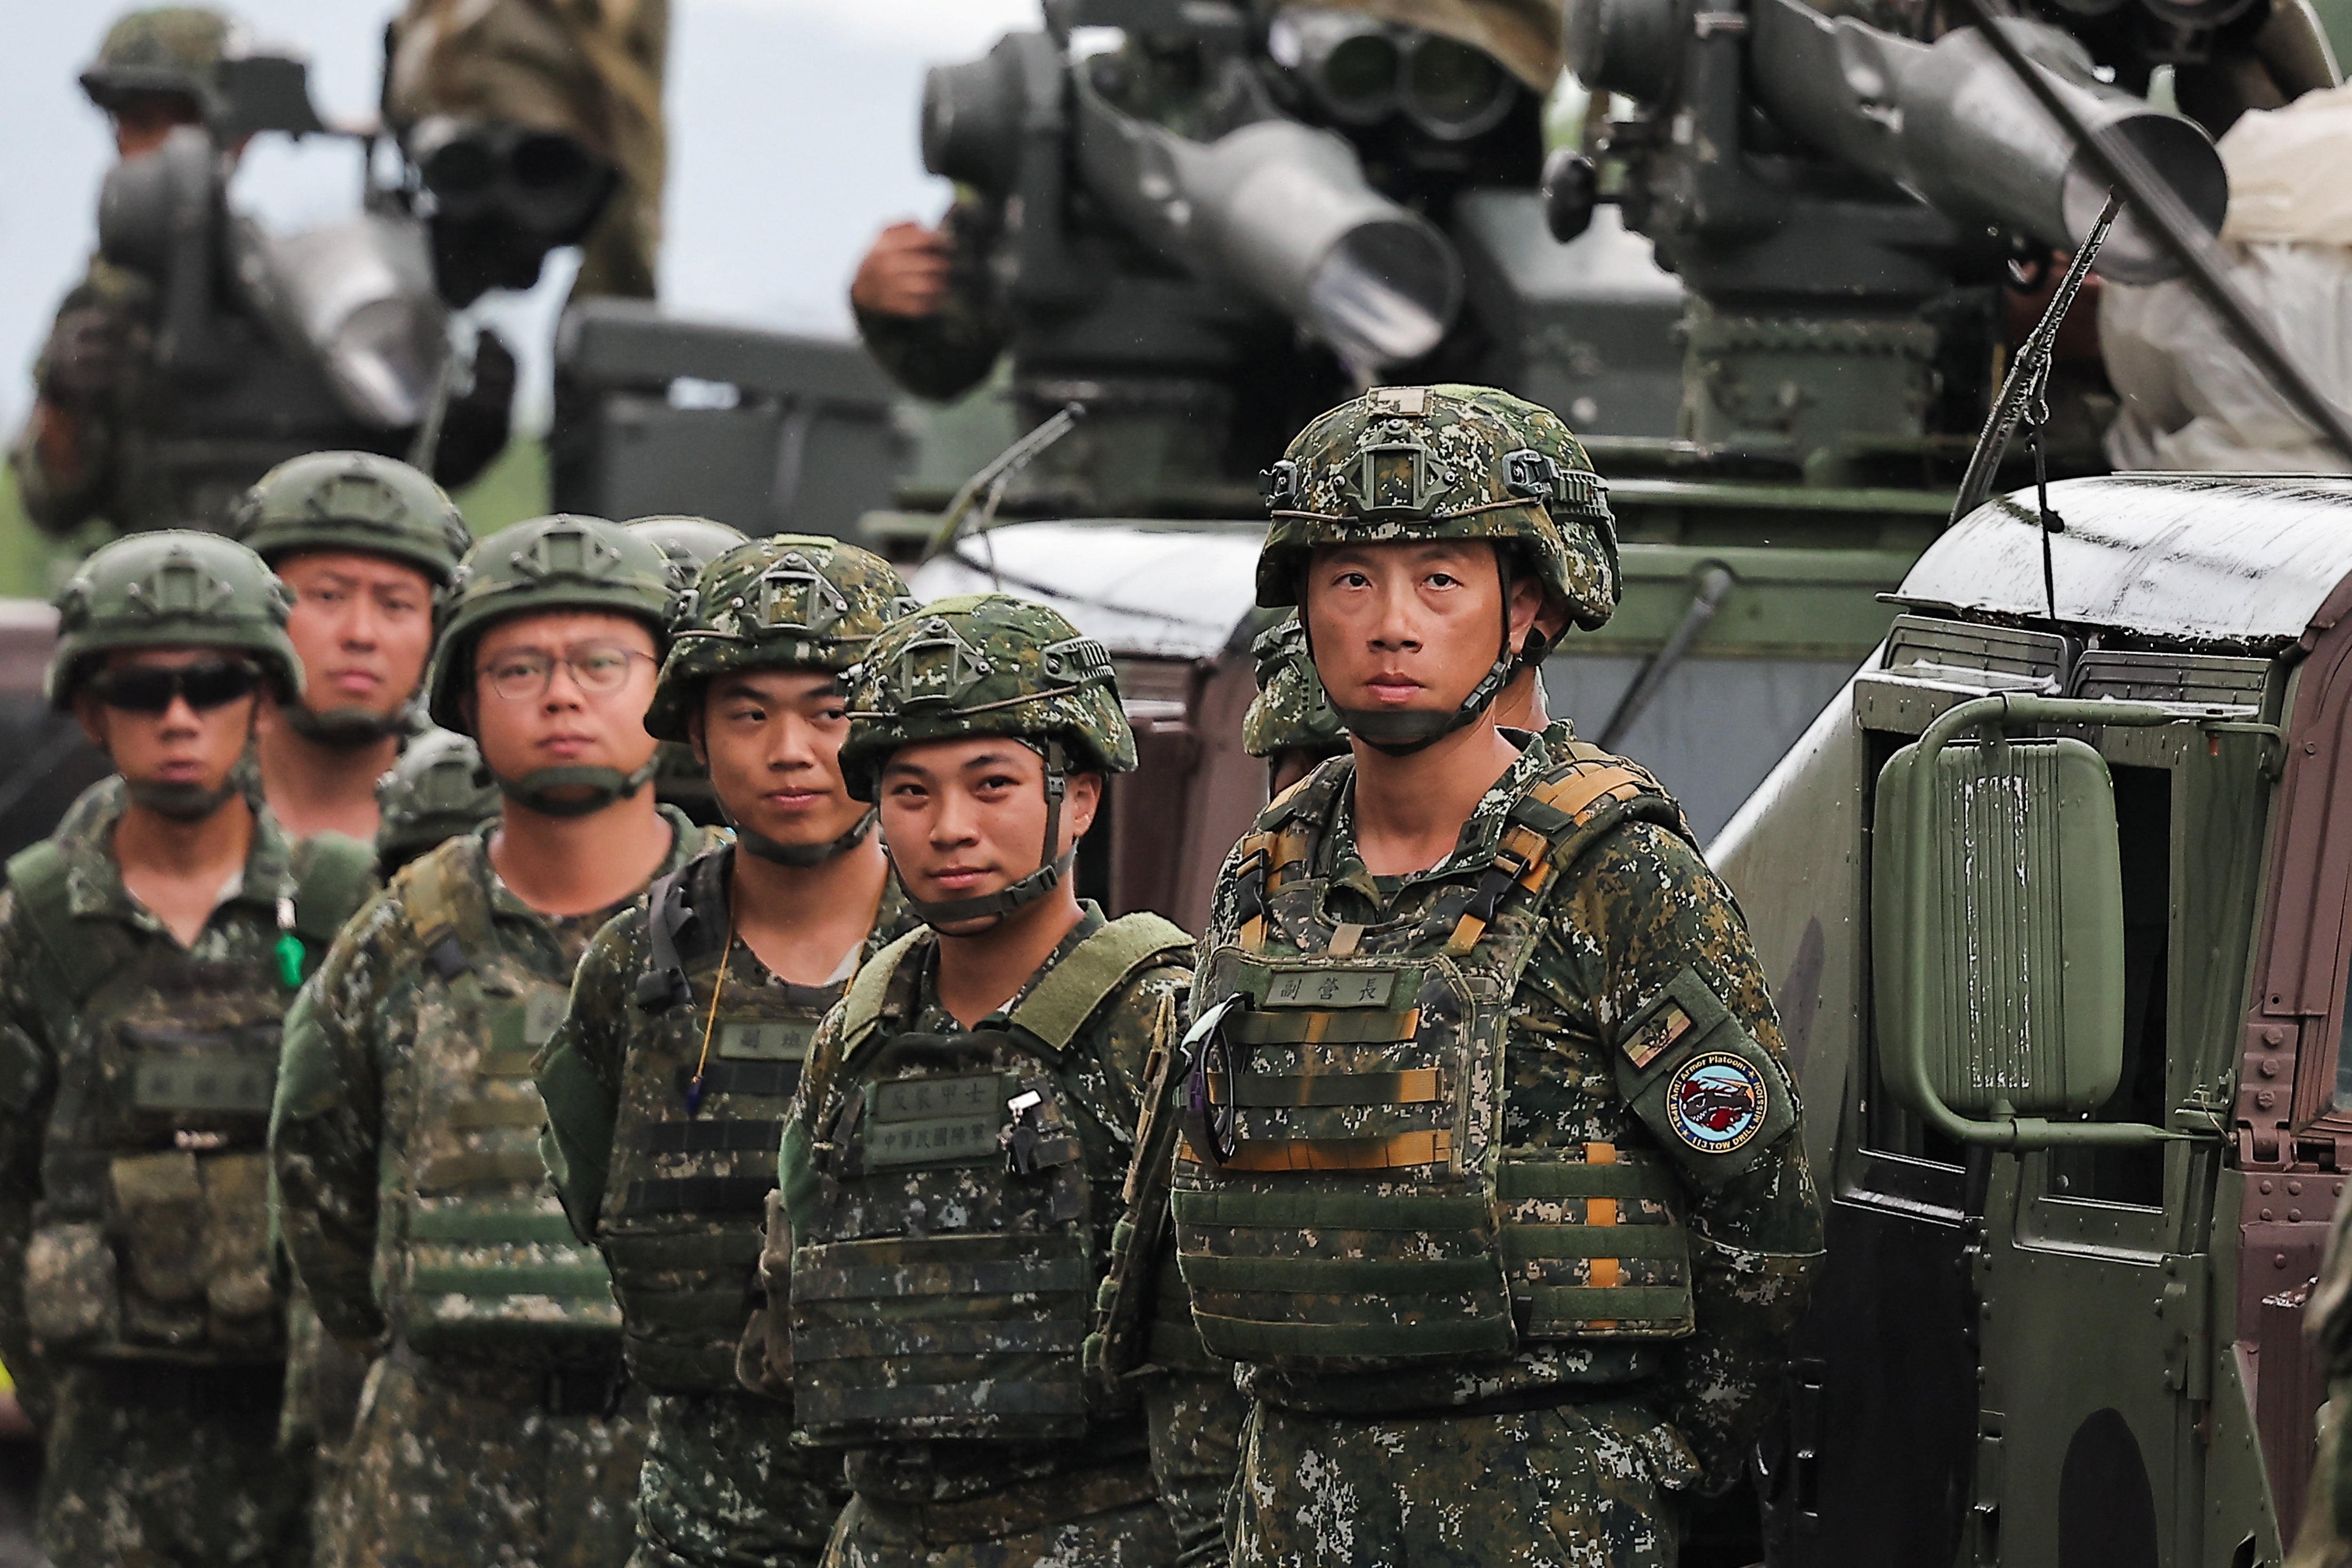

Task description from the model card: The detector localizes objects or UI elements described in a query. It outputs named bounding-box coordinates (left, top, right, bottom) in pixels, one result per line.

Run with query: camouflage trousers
left=40, top=1359, right=308, bottom=1568
left=630, top=1388, right=847, bottom=1568
left=327, top=1346, right=648, bottom=1568
left=824, top=1461, right=1177, bottom=1568
left=282, top=1291, right=375, bottom=1568
left=1229, top=1396, right=1693, bottom=1568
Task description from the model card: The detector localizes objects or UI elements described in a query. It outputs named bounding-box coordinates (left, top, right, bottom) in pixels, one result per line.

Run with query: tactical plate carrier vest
left=792, top=914, right=1190, bottom=1447
left=598, top=855, right=852, bottom=1393
left=389, top=845, right=619, bottom=1362
left=1174, top=744, right=1700, bottom=1371
left=8, top=831, right=373, bottom=1363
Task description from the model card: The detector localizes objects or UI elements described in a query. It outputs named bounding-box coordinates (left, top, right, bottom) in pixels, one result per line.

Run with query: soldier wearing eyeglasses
left=270, top=515, right=724, bottom=1568
left=0, top=530, right=377, bottom=1568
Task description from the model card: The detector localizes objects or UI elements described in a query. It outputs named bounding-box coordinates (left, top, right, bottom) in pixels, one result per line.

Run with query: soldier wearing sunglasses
left=271, top=514, right=725, bottom=1568
left=0, top=530, right=376, bottom=1568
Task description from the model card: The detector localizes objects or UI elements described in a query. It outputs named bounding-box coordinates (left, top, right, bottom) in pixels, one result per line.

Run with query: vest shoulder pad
left=391, top=837, right=493, bottom=979
left=1252, top=754, right=1349, bottom=835
left=1010, top=913, right=1195, bottom=1055
left=290, top=831, right=378, bottom=948
left=4, top=840, right=111, bottom=1003
left=1516, top=745, right=1695, bottom=870
left=840, top=927, right=931, bottom=1051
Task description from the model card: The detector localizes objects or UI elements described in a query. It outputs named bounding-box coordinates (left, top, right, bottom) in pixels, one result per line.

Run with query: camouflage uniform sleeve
left=853, top=198, right=1007, bottom=404
left=1551, top=819, right=1826, bottom=1497
left=0, top=897, right=59, bottom=1422
left=1098, top=962, right=1245, bottom=1568
left=270, top=890, right=407, bottom=1350
left=536, top=907, right=644, bottom=1243
left=9, top=259, right=149, bottom=535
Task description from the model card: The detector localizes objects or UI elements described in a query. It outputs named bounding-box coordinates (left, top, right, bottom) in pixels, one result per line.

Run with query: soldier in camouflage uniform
left=1178, top=384, right=1824, bottom=1566
left=534, top=536, right=919, bottom=1568
left=775, top=593, right=1242, bottom=1568
left=0, top=531, right=376, bottom=1568
left=384, top=0, right=667, bottom=303
left=271, top=515, right=722, bottom=1568
left=11, top=10, right=511, bottom=538
left=228, top=451, right=474, bottom=843
left=627, top=515, right=750, bottom=826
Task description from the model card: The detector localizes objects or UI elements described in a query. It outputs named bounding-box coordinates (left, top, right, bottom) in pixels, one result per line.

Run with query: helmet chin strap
left=283, top=701, right=412, bottom=749
left=734, top=805, right=877, bottom=868
left=899, top=739, right=1073, bottom=930
left=127, top=777, right=242, bottom=822
left=1320, top=556, right=1527, bottom=758
left=493, top=760, right=660, bottom=819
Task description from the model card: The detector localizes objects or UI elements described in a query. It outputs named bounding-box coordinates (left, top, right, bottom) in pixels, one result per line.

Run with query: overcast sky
left=0, top=0, right=1040, bottom=428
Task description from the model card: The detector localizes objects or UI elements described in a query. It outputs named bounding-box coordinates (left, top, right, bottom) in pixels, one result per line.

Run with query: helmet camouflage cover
left=48, top=529, right=302, bottom=709
left=1255, top=383, right=1618, bottom=630
left=1242, top=613, right=1346, bottom=760
left=625, top=516, right=750, bottom=581
left=228, top=450, right=474, bottom=587
left=82, top=7, right=233, bottom=112
left=841, top=593, right=1135, bottom=804
left=374, top=726, right=498, bottom=866
left=646, top=535, right=914, bottom=743
left=424, top=513, right=680, bottom=734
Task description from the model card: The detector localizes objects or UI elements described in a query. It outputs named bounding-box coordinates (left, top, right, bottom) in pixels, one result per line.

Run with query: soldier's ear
left=73, top=692, right=111, bottom=754
left=1061, top=771, right=1104, bottom=848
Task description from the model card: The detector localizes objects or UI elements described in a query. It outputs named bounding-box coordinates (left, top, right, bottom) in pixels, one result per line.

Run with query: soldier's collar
left=1327, top=729, right=1555, bottom=897
left=65, top=791, right=298, bottom=922
left=919, top=901, right=1109, bottom=1033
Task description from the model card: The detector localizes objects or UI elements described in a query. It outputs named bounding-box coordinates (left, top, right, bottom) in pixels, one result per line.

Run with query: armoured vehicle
left=1714, top=472, right=2352, bottom=1564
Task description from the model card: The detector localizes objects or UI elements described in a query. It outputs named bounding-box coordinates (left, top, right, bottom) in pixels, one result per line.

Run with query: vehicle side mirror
left=1870, top=695, right=2159, bottom=1147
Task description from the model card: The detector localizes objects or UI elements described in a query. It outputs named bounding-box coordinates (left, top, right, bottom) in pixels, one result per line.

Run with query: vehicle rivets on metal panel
left=2261, top=1059, right=2281, bottom=1077
left=2259, top=1090, right=2278, bottom=1109
left=2261, top=1179, right=2275, bottom=1194
left=2291, top=1209, right=2304, bottom=1222
left=2265, top=1027, right=2286, bottom=1046
left=2262, top=1209, right=2275, bottom=1221
left=2290, top=1180, right=2303, bottom=1195
left=2278, top=1254, right=2291, bottom=1268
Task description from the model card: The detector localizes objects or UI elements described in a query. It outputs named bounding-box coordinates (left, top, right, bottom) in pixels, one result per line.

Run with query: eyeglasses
left=476, top=643, right=652, bottom=702
left=87, top=660, right=262, bottom=715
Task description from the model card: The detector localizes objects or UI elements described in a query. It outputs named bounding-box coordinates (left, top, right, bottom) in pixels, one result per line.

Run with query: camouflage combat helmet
left=1257, top=383, right=1617, bottom=753
left=48, top=529, right=301, bottom=711
left=1241, top=613, right=1347, bottom=761
left=227, top=451, right=473, bottom=587
left=646, top=536, right=915, bottom=742
left=844, top=593, right=1134, bottom=924
left=646, top=535, right=914, bottom=866
left=81, top=8, right=234, bottom=114
left=374, top=728, right=498, bottom=873
left=625, top=516, right=750, bottom=581
left=424, top=514, right=680, bottom=815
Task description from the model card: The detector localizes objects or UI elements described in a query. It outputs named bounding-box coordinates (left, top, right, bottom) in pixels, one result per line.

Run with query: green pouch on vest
left=1613, top=967, right=1795, bottom=1188
left=24, top=1222, right=119, bottom=1349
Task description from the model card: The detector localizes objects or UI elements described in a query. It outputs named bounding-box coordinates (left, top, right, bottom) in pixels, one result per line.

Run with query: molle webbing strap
left=1209, top=1068, right=1441, bottom=1107
left=676, top=1061, right=798, bottom=1098
left=1009, top=913, right=1192, bottom=1054
left=290, top=833, right=378, bottom=949
left=3, top=841, right=116, bottom=1003
left=620, top=1174, right=776, bottom=1217
left=1183, top=1130, right=1454, bottom=1171
left=1498, top=1143, right=1693, bottom=1336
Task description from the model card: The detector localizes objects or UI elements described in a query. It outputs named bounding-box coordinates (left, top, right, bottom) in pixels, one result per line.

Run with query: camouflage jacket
left=0, top=794, right=374, bottom=1409
left=270, top=809, right=715, bottom=1354
left=535, top=844, right=918, bottom=1386
left=779, top=908, right=1241, bottom=1567
left=1191, top=730, right=1825, bottom=1494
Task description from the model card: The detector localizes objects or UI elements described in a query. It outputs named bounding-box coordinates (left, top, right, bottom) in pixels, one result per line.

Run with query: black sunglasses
left=88, top=660, right=262, bottom=715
